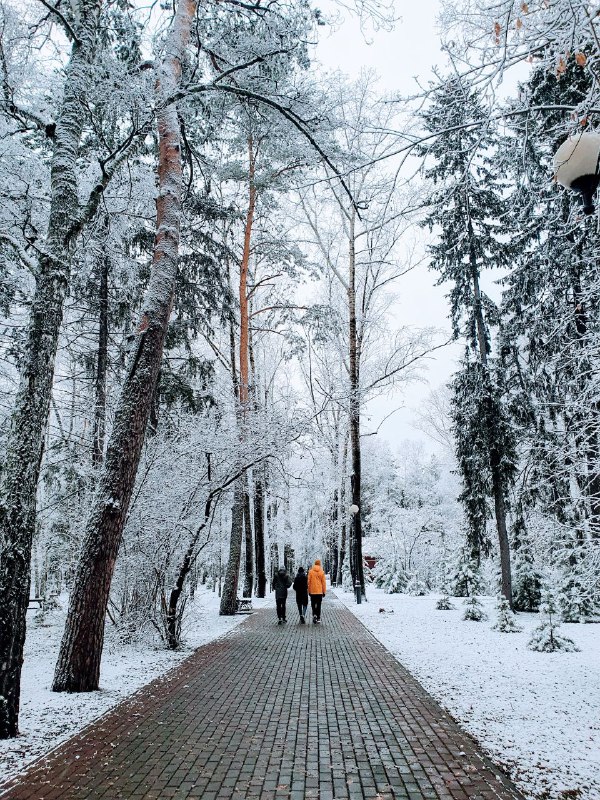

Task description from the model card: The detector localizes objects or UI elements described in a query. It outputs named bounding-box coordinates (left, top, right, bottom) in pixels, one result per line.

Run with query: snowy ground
left=338, top=587, right=600, bottom=800
left=0, top=587, right=264, bottom=786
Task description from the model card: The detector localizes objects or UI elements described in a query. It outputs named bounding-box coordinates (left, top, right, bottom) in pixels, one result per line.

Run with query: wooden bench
left=27, top=597, right=44, bottom=612
left=236, top=597, right=253, bottom=614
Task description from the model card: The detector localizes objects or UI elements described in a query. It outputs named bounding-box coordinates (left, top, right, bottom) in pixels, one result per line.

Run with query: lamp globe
left=554, top=131, right=600, bottom=215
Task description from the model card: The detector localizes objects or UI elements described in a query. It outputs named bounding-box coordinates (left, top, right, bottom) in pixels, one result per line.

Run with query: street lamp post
left=554, top=131, right=600, bottom=214
left=349, top=504, right=361, bottom=604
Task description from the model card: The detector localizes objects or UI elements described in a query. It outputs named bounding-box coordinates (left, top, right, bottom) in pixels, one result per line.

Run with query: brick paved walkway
left=0, top=594, right=524, bottom=800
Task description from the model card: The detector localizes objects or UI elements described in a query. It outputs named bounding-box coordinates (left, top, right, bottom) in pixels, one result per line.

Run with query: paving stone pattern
left=0, top=594, right=525, bottom=800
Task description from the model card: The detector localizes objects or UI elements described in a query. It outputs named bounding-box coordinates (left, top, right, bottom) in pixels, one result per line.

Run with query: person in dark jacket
left=292, top=567, right=309, bottom=624
left=272, top=566, right=292, bottom=624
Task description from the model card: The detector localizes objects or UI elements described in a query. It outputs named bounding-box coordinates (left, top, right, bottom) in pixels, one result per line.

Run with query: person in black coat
left=292, top=567, right=309, bottom=624
left=272, top=566, right=292, bottom=624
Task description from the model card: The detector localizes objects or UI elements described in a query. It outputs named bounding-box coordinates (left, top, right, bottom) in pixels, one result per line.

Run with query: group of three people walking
left=272, top=559, right=326, bottom=624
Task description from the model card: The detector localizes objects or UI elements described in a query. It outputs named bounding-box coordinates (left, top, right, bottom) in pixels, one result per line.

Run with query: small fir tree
left=463, top=594, right=486, bottom=621
left=453, top=554, right=483, bottom=597
left=406, top=572, right=427, bottom=596
left=558, top=544, right=599, bottom=622
left=528, top=590, right=579, bottom=652
left=492, top=595, right=522, bottom=632
left=512, top=550, right=543, bottom=612
left=436, top=594, right=455, bottom=610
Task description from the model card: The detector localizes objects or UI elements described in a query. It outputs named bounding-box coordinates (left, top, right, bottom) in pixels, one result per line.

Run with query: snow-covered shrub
left=405, top=571, right=427, bottom=596
left=463, top=594, right=486, bottom=621
left=436, top=594, right=454, bottom=610
left=528, top=590, right=579, bottom=652
left=342, top=557, right=353, bottom=592
left=492, top=595, right=522, bottom=632
left=558, top=547, right=599, bottom=622
left=373, top=558, right=406, bottom=594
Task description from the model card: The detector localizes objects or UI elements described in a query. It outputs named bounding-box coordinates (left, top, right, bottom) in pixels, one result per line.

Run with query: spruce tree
left=528, top=589, right=579, bottom=652
left=500, top=52, right=600, bottom=615
left=492, top=595, right=522, bottom=632
left=418, top=77, right=517, bottom=606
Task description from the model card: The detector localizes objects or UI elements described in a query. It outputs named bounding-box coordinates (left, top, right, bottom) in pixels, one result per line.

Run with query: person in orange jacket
left=307, top=558, right=326, bottom=624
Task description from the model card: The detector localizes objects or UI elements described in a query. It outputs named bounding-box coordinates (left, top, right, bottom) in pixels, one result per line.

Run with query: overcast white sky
left=313, top=0, right=460, bottom=454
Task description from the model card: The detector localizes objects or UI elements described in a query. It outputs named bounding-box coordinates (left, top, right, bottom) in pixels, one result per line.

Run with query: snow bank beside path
left=0, top=588, right=258, bottom=785
left=339, top=588, right=600, bottom=800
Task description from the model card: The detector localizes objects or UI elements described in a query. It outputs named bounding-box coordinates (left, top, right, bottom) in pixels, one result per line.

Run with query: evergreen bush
left=528, top=590, right=579, bottom=652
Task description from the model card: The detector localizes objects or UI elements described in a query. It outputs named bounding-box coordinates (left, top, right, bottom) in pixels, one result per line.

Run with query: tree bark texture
left=52, top=0, right=197, bottom=693
left=92, top=252, right=109, bottom=467
left=348, top=212, right=365, bottom=596
left=0, top=0, right=103, bottom=736
left=242, top=480, right=254, bottom=597
left=238, top=136, right=256, bottom=411
left=336, top=434, right=349, bottom=586
left=219, top=478, right=245, bottom=615
left=248, top=326, right=266, bottom=596
left=253, top=469, right=266, bottom=598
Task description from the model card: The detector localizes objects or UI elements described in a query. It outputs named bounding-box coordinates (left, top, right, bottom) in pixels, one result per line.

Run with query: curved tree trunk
left=52, top=0, right=197, bottom=693
left=0, top=0, right=103, bottom=736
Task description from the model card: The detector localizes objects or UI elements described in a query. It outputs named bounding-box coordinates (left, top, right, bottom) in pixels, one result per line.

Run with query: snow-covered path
left=1, top=594, right=522, bottom=800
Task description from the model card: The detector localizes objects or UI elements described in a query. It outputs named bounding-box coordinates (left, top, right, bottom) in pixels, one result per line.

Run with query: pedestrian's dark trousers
left=310, top=594, right=323, bottom=620
left=296, top=599, right=308, bottom=618
left=276, top=598, right=287, bottom=620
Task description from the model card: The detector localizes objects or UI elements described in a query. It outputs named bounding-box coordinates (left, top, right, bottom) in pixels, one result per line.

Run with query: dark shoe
left=278, top=619, right=282, bottom=625
left=283, top=618, right=287, bottom=623
left=313, top=615, right=318, bottom=624
left=300, top=616, right=305, bottom=624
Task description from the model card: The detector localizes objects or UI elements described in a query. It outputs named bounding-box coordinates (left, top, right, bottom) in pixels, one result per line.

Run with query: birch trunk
left=52, top=0, right=197, bottom=693
left=0, top=0, right=103, bottom=736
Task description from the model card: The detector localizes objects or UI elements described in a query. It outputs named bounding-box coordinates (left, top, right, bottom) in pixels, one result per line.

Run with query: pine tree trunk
left=0, top=1, right=103, bottom=736
left=242, top=481, right=253, bottom=597
left=92, top=252, right=109, bottom=467
left=52, top=0, right=197, bottom=693
left=220, top=479, right=245, bottom=615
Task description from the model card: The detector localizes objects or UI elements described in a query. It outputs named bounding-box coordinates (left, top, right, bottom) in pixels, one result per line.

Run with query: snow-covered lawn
left=339, top=587, right=600, bottom=800
left=0, top=587, right=260, bottom=785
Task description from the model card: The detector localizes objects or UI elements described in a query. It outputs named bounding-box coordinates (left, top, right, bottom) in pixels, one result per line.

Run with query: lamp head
left=554, top=131, right=600, bottom=214
left=349, top=504, right=359, bottom=515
